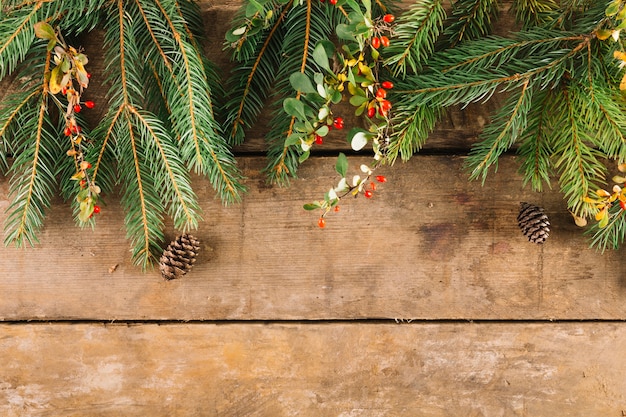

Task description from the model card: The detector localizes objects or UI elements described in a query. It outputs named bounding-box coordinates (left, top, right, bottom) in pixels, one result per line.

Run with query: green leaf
left=312, top=42, right=332, bottom=72
left=289, top=72, right=316, bottom=94
left=606, top=0, right=621, bottom=16
left=285, top=133, right=303, bottom=146
left=316, top=125, right=329, bottom=137
left=283, top=97, right=307, bottom=119
left=336, top=24, right=357, bottom=41
left=33, top=22, right=56, bottom=41
left=349, top=95, right=368, bottom=107
left=335, top=152, right=348, bottom=177
left=303, top=203, right=320, bottom=210
left=299, top=150, right=310, bottom=163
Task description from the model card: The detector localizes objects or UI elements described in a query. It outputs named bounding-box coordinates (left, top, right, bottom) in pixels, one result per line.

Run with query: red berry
left=383, top=14, right=395, bottom=23
left=333, top=117, right=344, bottom=130
left=371, top=37, right=381, bottom=49
left=93, top=205, right=101, bottom=214
left=84, top=100, right=95, bottom=109
left=376, top=175, right=387, bottom=183
left=329, top=0, right=337, bottom=4
left=74, top=104, right=81, bottom=113
left=364, top=190, right=373, bottom=199
left=86, top=73, right=92, bottom=79
left=334, top=205, right=340, bottom=212
left=64, top=127, right=72, bottom=136
left=379, top=100, right=392, bottom=117
left=79, top=179, right=87, bottom=188
left=318, top=218, right=326, bottom=228
left=367, top=107, right=376, bottom=118
left=370, top=182, right=377, bottom=191
left=86, top=162, right=92, bottom=169
left=380, top=36, right=390, bottom=47
left=315, top=135, right=323, bottom=145
left=381, top=81, right=394, bottom=90
left=376, top=88, right=387, bottom=99
left=620, top=200, right=626, bottom=210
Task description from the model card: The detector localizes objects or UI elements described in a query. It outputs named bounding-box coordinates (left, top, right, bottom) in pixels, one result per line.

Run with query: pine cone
left=517, top=202, right=550, bottom=244
left=159, top=233, right=200, bottom=280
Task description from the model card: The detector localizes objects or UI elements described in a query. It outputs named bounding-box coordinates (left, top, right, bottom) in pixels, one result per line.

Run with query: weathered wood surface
left=2, top=322, right=625, bottom=417
left=2, top=155, right=626, bottom=321
left=2, top=1, right=625, bottom=415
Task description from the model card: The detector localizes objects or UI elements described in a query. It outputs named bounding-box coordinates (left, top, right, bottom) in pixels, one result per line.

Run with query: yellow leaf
left=583, top=196, right=599, bottom=203
left=599, top=212, right=610, bottom=228
left=596, top=189, right=611, bottom=197
left=619, top=163, right=626, bottom=172
left=614, top=50, right=626, bottom=61
left=620, top=72, right=626, bottom=91
left=596, top=207, right=607, bottom=221
left=597, top=29, right=613, bottom=40
left=613, top=175, right=626, bottom=183
left=48, top=65, right=62, bottom=94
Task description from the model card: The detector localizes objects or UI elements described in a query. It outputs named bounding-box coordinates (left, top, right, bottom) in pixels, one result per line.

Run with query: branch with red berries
left=274, top=1, right=397, bottom=226
left=34, top=22, right=102, bottom=223
left=304, top=152, right=387, bottom=228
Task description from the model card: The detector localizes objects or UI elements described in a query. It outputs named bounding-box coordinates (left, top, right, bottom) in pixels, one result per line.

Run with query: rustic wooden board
left=1, top=322, right=625, bottom=416
left=2, top=155, right=626, bottom=321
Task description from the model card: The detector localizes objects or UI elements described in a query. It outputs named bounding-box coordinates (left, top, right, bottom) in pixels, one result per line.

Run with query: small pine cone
left=517, top=202, right=550, bottom=244
left=159, top=233, right=200, bottom=280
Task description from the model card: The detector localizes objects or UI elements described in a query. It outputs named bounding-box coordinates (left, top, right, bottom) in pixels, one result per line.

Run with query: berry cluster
left=35, top=22, right=101, bottom=222
left=304, top=153, right=388, bottom=227
left=297, top=5, right=396, bottom=226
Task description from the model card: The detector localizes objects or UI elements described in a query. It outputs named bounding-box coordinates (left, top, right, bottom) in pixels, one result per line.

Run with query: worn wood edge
left=2, top=155, right=626, bottom=321
left=1, top=321, right=625, bottom=416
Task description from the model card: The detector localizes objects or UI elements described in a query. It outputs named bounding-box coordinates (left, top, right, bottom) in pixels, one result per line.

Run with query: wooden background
left=2, top=1, right=626, bottom=416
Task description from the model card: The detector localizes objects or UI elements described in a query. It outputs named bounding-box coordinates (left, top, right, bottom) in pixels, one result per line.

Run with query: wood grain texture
left=2, top=155, right=626, bottom=321
left=1, top=322, right=625, bottom=417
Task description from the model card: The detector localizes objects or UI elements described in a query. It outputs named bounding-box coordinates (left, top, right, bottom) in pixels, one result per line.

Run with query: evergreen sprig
left=383, top=0, right=446, bottom=76
left=384, top=0, right=626, bottom=248
left=391, top=22, right=617, bottom=220
left=224, top=0, right=347, bottom=184
left=0, top=0, right=242, bottom=268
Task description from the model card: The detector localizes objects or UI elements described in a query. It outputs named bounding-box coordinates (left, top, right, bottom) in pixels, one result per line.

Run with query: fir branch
left=155, top=0, right=245, bottom=202
left=384, top=0, right=446, bottom=76
left=43, top=0, right=106, bottom=34
left=265, top=0, right=315, bottom=184
left=223, top=1, right=291, bottom=145
left=515, top=88, right=553, bottom=192
left=4, top=50, right=59, bottom=247
left=511, top=0, right=559, bottom=28
left=591, top=85, right=626, bottom=162
left=551, top=85, right=607, bottom=218
left=264, top=0, right=339, bottom=184
left=117, top=108, right=167, bottom=268
left=0, top=3, right=40, bottom=80
left=0, top=86, right=40, bottom=173
left=396, top=31, right=591, bottom=108
left=441, top=0, right=499, bottom=48
left=91, top=1, right=172, bottom=267
left=466, top=79, right=532, bottom=183
left=385, top=104, right=442, bottom=163
left=589, top=205, right=626, bottom=252
left=130, top=107, right=201, bottom=231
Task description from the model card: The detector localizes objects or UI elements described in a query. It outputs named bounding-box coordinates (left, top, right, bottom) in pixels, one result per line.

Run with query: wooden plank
left=2, top=155, right=626, bottom=321
left=1, top=322, right=625, bottom=416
